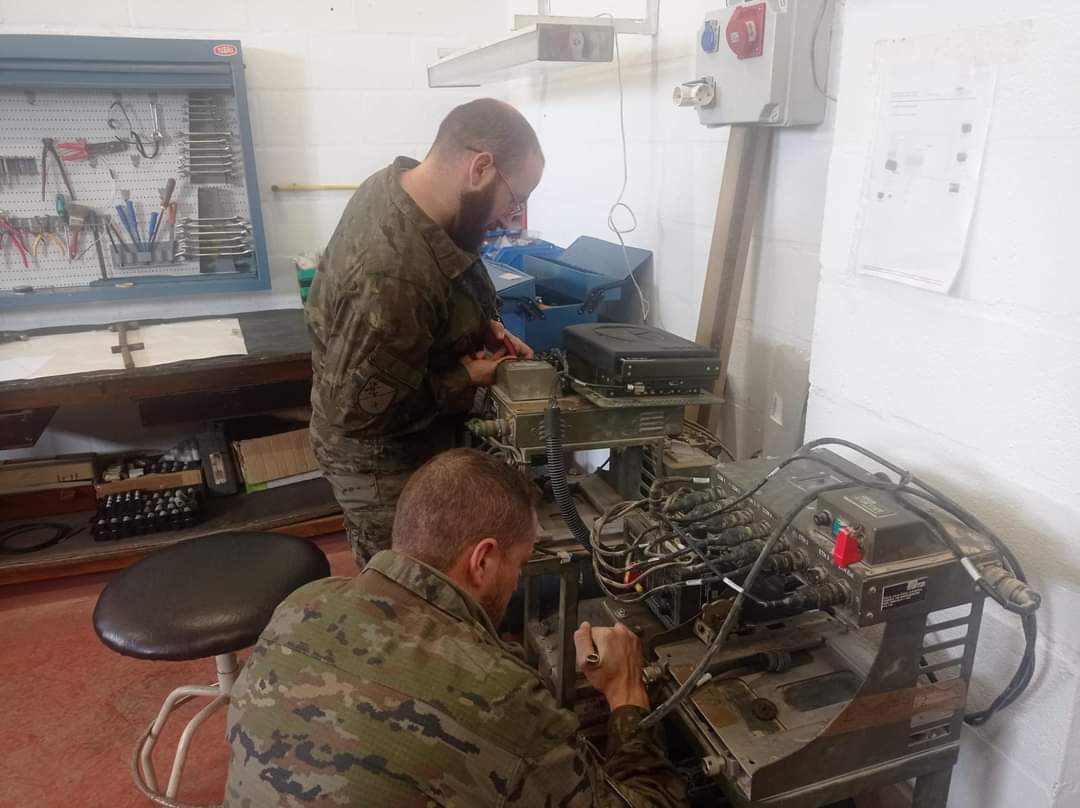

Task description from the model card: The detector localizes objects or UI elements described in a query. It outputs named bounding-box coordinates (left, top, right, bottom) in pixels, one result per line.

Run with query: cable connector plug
left=963, top=559, right=1041, bottom=615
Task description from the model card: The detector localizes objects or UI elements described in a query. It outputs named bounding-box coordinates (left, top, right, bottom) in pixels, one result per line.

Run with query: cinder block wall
left=807, top=2, right=1080, bottom=805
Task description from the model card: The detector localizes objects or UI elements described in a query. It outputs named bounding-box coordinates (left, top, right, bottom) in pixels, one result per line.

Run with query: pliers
left=0, top=221, right=30, bottom=268
left=41, top=138, right=76, bottom=201
left=57, top=140, right=128, bottom=162
left=30, top=217, right=65, bottom=257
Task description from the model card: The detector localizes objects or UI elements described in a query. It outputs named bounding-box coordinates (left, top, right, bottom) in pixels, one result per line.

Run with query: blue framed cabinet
left=0, top=35, right=270, bottom=308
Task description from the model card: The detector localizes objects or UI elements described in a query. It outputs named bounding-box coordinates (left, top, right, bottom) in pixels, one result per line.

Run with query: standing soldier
left=306, top=99, right=539, bottom=566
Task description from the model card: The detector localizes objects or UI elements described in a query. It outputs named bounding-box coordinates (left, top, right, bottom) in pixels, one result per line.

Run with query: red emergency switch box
left=726, top=3, right=767, bottom=60
left=833, top=527, right=863, bottom=567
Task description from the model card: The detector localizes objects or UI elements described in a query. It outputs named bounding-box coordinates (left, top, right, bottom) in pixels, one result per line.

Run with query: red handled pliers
left=57, top=140, right=129, bottom=161
left=0, top=221, right=30, bottom=268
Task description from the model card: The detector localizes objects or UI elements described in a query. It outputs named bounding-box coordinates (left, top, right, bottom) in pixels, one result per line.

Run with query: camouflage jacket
left=306, top=157, right=498, bottom=462
left=224, top=550, right=688, bottom=807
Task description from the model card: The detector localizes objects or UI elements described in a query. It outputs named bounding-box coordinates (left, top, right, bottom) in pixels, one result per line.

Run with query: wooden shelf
left=0, top=478, right=342, bottom=587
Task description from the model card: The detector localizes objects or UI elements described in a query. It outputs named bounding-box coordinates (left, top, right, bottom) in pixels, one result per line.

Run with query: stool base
left=132, top=653, right=239, bottom=808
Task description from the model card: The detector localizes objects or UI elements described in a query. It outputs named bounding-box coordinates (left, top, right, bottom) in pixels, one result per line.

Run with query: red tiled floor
left=0, top=533, right=354, bottom=807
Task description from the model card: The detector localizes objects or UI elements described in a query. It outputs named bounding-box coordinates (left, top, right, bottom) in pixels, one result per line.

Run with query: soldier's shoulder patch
left=357, top=376, right=396, bottom=415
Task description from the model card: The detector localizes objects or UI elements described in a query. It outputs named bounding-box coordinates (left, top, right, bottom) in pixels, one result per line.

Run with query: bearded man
left=306, top=99, right=539, bottom=566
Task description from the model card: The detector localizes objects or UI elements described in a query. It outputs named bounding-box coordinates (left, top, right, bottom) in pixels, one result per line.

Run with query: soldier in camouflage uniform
left=307, top=99, right=540, bottom=566
left=224, top=449, right=688, bottom=807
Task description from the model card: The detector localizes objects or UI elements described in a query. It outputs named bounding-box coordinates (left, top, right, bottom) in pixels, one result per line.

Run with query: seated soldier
left=224, top=448, right=687, bottom=807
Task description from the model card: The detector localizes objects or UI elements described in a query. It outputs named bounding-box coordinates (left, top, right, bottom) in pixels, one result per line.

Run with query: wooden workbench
left=0, top=308, right=312, bottom=413
left=0, top=308, right=344, bottom=586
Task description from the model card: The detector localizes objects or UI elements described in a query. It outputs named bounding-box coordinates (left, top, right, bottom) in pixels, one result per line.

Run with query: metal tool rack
left=0, top=35, right=270, bottom=307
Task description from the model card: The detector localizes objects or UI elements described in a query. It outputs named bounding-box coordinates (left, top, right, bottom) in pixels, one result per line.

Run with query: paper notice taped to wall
left=855, top=63, right=997, bottom=293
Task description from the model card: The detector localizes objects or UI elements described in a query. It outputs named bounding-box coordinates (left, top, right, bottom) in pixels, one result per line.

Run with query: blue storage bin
left=483, top=259, right=535, bottom=345
left=522, top=236, right=652, bottom=325
left=485, top=239, right=564, bottom=271
left=523, top=299, right=600, bottom=353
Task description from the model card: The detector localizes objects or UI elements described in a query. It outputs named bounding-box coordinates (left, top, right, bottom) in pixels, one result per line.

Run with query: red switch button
left=833, top=527, right=863, bottom=567
left=726, top=3, right=767, bottom=60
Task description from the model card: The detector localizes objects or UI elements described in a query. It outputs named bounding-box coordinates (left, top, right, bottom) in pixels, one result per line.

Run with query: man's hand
left=487, top=320, right=535, bottom=360
left=460, top=348, right=514, bottom=387
left=574, top=621, right=650, bottom=711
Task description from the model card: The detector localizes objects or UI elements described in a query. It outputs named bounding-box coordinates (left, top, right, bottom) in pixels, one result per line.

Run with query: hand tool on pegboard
left=107, top=168, right=141, bottom=250
left=148, top=178, right=176, bottom=246
left=167, top=202, right=177, bottom=246
left=30, top=216, right=65, bottom=258
left=41, top=138, right=76, bottom=201
left=88, top=211, right=108, bottom=280
left=107, top=100, right=162, bottom=160
left=114, top=195, right=142, bottom=250
left=66, top=203, right=92, bottom=260
left=56, top=140, right=129, bottom=164
left=0, top=220, right=30, bottom=268
left=0, top=157, right=38, bottom=186
left=126, top=196, right=142, bottom=247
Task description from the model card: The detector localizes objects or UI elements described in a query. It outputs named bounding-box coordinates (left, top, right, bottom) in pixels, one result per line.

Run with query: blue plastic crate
left=523, top=236, right=652, bottom=325
left=484, top=239, right=564, bottom=271
left=483, top=259, right=535, bottom=345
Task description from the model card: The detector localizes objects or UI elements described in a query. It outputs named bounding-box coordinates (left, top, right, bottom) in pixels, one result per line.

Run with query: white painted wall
left=0, top=0, right=509, bottom=331
left=808, top=2, right=1080, bottom=805
left=503, top=0, right=840, bottom=455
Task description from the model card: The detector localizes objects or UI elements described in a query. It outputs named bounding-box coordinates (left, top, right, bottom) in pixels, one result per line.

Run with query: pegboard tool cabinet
left=0, top=35, right=270, bottom=307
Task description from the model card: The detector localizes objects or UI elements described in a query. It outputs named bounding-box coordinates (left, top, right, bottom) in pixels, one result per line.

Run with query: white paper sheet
left=855, top=64, right=997, bottom=293
left=0, top=355, right=53, bottom=383
left=133, top=319, right=248, bottom=367
left=0, top=318, right=248, bottom=382
left=0, top=332, right=123, bottom=381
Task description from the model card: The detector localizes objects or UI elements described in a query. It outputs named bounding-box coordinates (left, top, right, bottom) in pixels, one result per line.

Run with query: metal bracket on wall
left=270, top=184, right=359, bottom=192
left=515, top=0, right=660, bottom=35
left=692, top=124, right=774, bottom=440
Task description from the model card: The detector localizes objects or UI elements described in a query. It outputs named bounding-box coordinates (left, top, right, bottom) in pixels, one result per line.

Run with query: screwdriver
left=148, top=178, right=176, bottom=246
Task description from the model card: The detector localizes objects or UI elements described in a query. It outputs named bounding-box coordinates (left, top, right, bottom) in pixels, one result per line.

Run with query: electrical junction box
left=673, top=0, right=834, bottom=127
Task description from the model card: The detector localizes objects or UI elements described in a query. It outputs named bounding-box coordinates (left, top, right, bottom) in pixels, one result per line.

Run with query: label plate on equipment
left=882, top=577, right=928, bottom=611
left=844, top=492, right=897, bottom=518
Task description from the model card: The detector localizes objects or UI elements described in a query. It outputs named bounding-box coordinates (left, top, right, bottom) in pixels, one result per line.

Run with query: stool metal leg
left=165, top=693, right=229, bottom=798
left=134, top=652, right=240, bottom=808
left=140, top=684, right=219, bottom=792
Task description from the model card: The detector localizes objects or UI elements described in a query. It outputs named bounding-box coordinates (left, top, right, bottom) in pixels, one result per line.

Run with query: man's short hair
left=392, top=449, right=540, bottom=570
left=429, top=98, right=543, bottom=171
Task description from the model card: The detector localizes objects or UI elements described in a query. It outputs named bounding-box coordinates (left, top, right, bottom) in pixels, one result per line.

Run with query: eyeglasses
left=466, top=146, right=526, bottom=215
left=493, top=164, right=526, bottom=216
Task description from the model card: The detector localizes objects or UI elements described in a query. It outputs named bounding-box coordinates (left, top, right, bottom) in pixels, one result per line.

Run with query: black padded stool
left=93, top=531, right=330, bottom=807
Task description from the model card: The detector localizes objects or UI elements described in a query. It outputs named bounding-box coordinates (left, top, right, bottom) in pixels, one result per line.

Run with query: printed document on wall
left=855, top=64, right=996, bottom=293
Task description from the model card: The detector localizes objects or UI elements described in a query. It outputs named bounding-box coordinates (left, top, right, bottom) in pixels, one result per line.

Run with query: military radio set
left=468, top=322, right=1042, bottom=808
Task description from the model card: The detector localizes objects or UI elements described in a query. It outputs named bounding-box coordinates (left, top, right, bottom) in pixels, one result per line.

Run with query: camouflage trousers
left=318, top=455, right=415, bottom=568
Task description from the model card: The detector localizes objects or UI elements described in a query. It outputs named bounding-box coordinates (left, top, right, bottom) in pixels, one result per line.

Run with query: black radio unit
left=563, top=323, right=721, bottom=397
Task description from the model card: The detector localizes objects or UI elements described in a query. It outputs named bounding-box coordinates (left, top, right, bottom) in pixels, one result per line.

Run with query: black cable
left=640, top=438, right=1040, bottom=727
left=751, top=442, right=1039, bottom=722
left=671, top=522, right=733, bottom=585
left=0, top=522, right=77, bottom=555
left=640, top=481, right=857, bottom=731
left=782, top=440, right=1040, bottom=722
left=108, top=101, right=161, bottom=160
